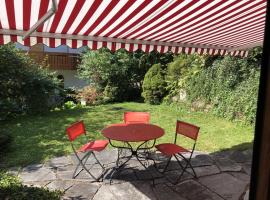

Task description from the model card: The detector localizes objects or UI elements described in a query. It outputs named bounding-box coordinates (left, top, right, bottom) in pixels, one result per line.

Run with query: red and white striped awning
left=0, top=0, right=267, bottom=56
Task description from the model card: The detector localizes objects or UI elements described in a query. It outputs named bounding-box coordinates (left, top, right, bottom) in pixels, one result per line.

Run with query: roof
left=0, top=0, right=267, bottom=56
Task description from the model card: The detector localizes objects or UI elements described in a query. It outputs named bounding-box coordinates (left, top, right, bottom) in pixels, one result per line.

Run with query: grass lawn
left=0, top=102, right=254, bottom=168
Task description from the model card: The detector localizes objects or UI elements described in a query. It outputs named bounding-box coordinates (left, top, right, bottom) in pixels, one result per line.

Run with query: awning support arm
left=22, top=0, right=57, bottom=40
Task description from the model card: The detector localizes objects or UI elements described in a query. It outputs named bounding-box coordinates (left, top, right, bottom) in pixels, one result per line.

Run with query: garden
left=0, top=44, right=261, bottom=199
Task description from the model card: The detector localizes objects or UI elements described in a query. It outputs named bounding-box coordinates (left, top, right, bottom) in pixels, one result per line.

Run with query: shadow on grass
left=220, top=142, right=253, bottom=151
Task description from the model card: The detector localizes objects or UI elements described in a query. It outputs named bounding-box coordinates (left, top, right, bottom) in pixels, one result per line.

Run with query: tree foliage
left=78, top=48, right=173, bottom=102
left=0, top=44, right=60, bottom=120
left=142, top=63, right=166, bottom=104
left=164, top=53, right=205, bottom=101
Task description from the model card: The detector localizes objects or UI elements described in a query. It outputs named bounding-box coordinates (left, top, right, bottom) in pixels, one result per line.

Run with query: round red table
left=102, top=123, right=164, bottom=182
left=102, top=123, right=164, bottom=142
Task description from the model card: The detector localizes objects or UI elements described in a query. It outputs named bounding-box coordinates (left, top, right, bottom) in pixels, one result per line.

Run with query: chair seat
left=155, top=143, right=190, bottom=156
left=79, top=140, right=109, bottom=152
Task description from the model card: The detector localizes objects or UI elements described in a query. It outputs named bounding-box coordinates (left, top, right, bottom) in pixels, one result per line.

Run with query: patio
left=11, top=148, right=252, bottom=200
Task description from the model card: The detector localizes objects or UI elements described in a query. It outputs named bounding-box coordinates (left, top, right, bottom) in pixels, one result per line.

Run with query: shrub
left=142, top=63, right=166, bottom=104
left=63, top=101, right=78, bottom=109
left=0, top=171, right=63, bottom=200
left=77, top=48, right=174, bottom=102
left=76, top=86, right=99, bottom=105
left=0, top=44, right=60, bottom=120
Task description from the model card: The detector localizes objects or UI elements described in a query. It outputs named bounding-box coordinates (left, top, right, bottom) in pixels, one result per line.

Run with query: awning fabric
left=0, top=0, right=267, bottom=56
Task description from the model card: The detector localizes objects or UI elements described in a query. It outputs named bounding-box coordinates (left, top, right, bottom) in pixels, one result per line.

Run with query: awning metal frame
left=1, top=29, right=230, bottom=51
left=22, top=0, right=57, bottom=40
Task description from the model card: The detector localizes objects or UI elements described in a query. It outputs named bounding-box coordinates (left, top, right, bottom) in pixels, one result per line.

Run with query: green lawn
left=0, top=102, right=254, bottom=168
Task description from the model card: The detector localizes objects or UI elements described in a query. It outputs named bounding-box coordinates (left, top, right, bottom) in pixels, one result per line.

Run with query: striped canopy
left=0, top=0, right=267, bottom=56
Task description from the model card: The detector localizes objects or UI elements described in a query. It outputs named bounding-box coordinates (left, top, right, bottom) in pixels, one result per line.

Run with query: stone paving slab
left=190, top=154, right=214, bottom=167
left=108, top=181, right=156, bottom=200
left=135, top=168, right=163, bottom=180
left=174, top=179, right=224, bottom=200
left=63, top=182, right=100, bottom=200
left=229, top=172, right=251, bottom=184
left=16, top=149, right=252, bottom=200
left=152, top=183, right=187, bottom=200
left=185, top=165, right=220, bottom=178
left=46, top=180, right=75, bottom=191
left=19, top=166, right=56, bottom=182
left=45, top=156, right=72, bottom=168
left=215, top=158, right=242, bottom=172
left=229, top=150, right=253, bottom=163
left=173, top=179, right=206, bottom=198
left=199, top=173, right=248, bottom=200
left=92, top=185, right=118, bottom=200
left=242, top=163, right=252, bottom=175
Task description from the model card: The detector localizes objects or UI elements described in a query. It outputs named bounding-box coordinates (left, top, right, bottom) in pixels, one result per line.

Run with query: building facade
left=17, top=43, right=88, bottom=89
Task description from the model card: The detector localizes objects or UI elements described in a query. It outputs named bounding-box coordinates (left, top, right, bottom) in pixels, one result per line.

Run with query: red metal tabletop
left=102, top=123, right=164, bottom=142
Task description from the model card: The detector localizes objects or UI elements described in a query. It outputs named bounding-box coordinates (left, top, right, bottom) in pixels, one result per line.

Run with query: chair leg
left=73, top=151, right=101, bottom=181
left=72, top=151, right=91, bottom=178
left=174, top=154, right=188, bottom=183
left=182, top=156, right=197, bottom=178
left=178, top=153, right=197, bottom=178
left=162, top=156, right=172, bottom=173
left=174, top=153, right=197, bottom=184
left=92, top=152, right=105, bottom=170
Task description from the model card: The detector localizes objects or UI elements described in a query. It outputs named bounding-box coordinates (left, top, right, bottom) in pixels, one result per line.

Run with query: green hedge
left=186, top=54, right=260, bottom=123
left=164, top=47, right=261, bottom=124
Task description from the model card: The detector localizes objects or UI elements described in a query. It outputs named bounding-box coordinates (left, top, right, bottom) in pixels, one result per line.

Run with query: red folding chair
left=124, top=112, right=150, bottom=124
left=66, top=121, right=109, bottom=181
left=155, top=120, right=200, bottom=183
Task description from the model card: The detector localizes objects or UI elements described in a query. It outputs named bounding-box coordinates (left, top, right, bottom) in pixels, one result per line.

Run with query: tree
left=0, top=44, right=60, bottom=120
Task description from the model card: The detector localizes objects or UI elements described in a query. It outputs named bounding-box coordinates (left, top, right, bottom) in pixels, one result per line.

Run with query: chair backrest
left=66, top=121, right=86, bottom=141
left=175, top=120, right=200, bottom=141
left=124, top=112, right=150, bottom=124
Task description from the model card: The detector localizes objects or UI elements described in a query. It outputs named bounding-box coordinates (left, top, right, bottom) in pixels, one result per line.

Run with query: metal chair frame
left=155, top=120, right=200, bottom=184
left=66, top=121, right=106, bottom=181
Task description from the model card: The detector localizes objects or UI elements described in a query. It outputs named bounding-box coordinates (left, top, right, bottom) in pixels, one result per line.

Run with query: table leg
left=108, top=140, right=157, bottom=184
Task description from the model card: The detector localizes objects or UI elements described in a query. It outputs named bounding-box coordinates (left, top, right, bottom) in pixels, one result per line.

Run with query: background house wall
left=55, top=69, right=88, bottom=89
left=16, top=43, right=88, bottom=89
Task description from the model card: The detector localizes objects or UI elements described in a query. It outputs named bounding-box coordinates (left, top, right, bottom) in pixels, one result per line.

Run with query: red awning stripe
left=152, top=1, right=265, bottom=43
left=143, top=0, right=230, bottom=41
left=192, top=19, right=266, bottom=46
left=207, top=28, right=265, bottom=47
left=150, top=0, right=250, bottom=42
left=194, top=24, right=265, bottom=47
left=0, top=0, right=266, bottom=55
left=179, top=9, right=266, bottom=44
